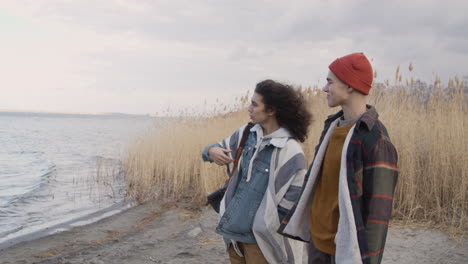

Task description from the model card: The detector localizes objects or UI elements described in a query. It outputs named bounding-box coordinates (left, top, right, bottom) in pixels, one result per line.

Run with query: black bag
left=206, top=123, right=253, bottom=213
left=206, top=184, right=227, bottom=213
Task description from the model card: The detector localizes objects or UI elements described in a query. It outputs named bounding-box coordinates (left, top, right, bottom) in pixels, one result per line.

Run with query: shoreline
left=0, top=201, right=466, bottom=264
left=0, top=201, right=134, bottom=251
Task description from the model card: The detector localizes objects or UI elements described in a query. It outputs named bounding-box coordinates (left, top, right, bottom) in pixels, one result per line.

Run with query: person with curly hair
left=202, top=79, right=312, bottom=263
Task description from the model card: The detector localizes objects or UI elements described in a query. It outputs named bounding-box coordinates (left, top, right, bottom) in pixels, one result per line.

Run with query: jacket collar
left=325, top=104, right=379, bottom=131
left=250, top=124, right=292, bottom=148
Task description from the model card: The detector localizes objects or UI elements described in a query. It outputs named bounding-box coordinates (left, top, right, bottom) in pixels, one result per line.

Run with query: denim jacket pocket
left=251, top=159, right=270, bottom=194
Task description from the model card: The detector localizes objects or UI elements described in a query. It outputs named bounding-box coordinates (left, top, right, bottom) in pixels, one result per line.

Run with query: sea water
left=0, top=112, right=155, bottom=247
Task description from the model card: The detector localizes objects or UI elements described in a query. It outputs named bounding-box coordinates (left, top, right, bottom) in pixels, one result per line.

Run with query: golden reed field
left=123, top=70, right=467, bottom=238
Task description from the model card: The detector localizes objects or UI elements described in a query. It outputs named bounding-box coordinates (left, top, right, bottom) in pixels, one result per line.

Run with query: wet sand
left=0, top=201, right=466, bottom=264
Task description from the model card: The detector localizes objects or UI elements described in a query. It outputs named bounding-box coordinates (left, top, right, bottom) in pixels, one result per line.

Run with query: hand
left=208, top=146, right=233, bottom=166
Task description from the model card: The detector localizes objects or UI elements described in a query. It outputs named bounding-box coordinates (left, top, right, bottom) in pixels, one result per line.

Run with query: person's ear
left=267, top=108, right=276, bottom=116
left=347, top=85, right=354, bottom=93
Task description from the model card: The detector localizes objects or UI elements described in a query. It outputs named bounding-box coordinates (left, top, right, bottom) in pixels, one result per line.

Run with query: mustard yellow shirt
left=309, top=121, right=355, bottom=255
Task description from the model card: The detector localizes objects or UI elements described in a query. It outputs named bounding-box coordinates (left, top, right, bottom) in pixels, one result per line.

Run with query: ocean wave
left=0, top=114, right=154, bottom=248
left=0, top=152, right=57, bottom=208
left=0, top=225, right=24, bottom=238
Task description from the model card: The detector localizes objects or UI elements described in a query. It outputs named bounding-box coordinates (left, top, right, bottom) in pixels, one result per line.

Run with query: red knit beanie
left=328, top=52, right=373, bottom=95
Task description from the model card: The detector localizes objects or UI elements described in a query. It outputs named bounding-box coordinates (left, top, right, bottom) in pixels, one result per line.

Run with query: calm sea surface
left=0, top=112, right=155, bottom=247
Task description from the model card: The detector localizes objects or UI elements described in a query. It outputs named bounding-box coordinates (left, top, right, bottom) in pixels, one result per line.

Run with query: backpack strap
left=229, top=122, right=254, bottom=177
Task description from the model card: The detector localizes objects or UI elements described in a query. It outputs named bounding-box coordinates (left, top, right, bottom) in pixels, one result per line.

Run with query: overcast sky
left=1, top=0, right=467, bottom=115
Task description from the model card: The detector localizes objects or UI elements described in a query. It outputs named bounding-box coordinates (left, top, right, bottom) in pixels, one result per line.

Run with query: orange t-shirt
left=309, top=121, right=355, bottom=255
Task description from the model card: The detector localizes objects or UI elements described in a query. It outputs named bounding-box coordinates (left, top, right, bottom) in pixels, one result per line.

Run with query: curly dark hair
left=255, top=79, right=312, bottom=142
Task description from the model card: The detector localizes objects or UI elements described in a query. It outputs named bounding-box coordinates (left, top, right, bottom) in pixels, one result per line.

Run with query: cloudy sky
left=1, top=0, right=467, bottom=115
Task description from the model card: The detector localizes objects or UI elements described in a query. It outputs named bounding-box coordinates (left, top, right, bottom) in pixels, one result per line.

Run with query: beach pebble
left=187, top=227, right=202, bottom=238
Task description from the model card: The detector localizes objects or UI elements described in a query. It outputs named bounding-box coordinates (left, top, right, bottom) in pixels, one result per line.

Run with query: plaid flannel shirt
left=279, top=105, right=399, bottom=264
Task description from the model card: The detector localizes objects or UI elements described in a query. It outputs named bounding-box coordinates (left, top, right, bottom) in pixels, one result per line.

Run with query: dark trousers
left=308, top=241, right=336, bottom=264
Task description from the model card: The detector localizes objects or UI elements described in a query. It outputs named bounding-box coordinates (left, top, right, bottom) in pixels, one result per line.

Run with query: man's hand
left=208, top=146, right=233, bottom=166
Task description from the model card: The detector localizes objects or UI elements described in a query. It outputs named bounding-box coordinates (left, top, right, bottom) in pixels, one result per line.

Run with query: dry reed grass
left=123, top=74, right=467, bottom=237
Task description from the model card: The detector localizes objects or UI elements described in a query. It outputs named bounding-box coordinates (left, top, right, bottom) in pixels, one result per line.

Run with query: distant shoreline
left=0, top=110, right=159, bottom=118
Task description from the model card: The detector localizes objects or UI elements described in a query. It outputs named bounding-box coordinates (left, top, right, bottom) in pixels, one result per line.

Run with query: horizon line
left=0, top=109, right=159, bottom=117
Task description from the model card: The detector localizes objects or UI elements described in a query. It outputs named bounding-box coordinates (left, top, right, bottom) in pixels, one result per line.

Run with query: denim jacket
left=202, top=124, right=308, bottom=263
left=215, top=132, right=274, bottom=242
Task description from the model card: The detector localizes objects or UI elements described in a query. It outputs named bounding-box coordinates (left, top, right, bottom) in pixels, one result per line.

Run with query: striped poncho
left=207, top=123, right=308, bottom=264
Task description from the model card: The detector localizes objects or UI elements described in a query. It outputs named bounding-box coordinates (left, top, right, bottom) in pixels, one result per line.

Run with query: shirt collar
left=250, top=124, right=292, bottom=148
left=325, top=104, right=379, bottom=131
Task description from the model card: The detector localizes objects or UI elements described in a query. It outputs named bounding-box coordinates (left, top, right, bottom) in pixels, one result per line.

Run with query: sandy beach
left=0, top=201, right=466, bottom=264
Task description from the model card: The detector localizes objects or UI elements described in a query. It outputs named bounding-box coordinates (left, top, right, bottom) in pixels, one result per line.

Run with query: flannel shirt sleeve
left=362, top=138, right=399, bottom=264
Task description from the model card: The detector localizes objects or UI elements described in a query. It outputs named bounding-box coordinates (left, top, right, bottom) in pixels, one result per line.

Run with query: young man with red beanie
left=278, top=52, right=399, bottom=264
